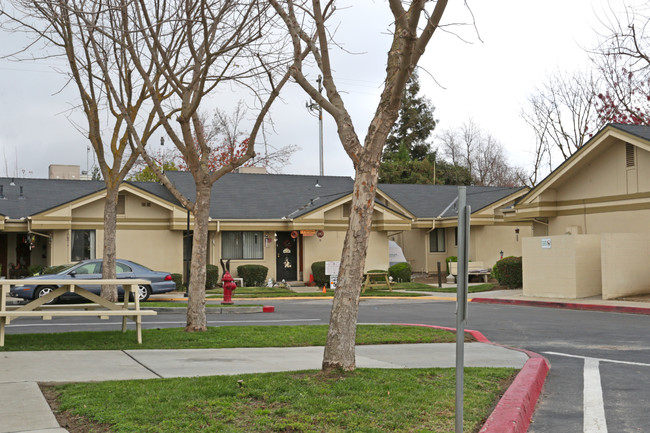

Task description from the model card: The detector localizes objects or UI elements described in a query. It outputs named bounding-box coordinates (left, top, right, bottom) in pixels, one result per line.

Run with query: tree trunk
left=100, top=185, right=118, bottom=302
left=185, top=182, right=210, bottom=331
left=322, top=166, right=379, bottom=371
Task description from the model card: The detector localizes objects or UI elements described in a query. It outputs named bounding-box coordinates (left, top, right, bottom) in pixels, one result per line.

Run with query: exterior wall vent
left=626, top=142, right=635, bottom=168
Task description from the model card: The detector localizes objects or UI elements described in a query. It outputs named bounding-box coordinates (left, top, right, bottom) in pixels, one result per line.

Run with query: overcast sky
left=0, top=0, right=631, bottom=180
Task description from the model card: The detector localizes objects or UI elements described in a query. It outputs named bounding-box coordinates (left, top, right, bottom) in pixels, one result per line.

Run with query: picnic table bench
left=0, top=278, right=157, bottom=347
left=361, top=272, right=393, bottom=293
left=448, top=261, right=491, bottom=283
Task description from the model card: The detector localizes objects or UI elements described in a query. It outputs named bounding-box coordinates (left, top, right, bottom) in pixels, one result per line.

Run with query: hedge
left=237, top=265, right=268, bottom=287
left=311, top=261, right=328, bottom=287
left=389, top=262, right=411, bottom=282
left=205, top=264, right=220, bottom=289
left=494, top=256, right=522, bottom=288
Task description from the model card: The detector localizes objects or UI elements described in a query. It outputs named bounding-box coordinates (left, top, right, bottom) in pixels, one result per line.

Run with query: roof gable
left=519, top=123, right=650, bottom=205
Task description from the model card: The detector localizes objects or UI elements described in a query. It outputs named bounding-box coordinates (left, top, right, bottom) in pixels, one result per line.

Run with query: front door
left=276, top=232, right=297, bottom=282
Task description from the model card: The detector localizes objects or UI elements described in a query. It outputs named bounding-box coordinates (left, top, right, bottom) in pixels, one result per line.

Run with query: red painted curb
left=479, top=357, right=549, bottom=433
left=393, top=323, right=549, bottom=433
left=471, top=297, right=650, bottom=315
left=262, top=305, right=275, bottom=313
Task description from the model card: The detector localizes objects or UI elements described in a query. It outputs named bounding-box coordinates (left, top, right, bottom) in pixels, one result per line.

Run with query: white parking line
left=583, top=357, right=607, bottom=433
left=544, top=351, right=650, bottom=433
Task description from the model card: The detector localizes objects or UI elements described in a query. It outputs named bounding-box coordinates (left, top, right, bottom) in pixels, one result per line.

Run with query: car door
left=115, top=262, right=136, bottom=296
left=70, top=261, right=103, bottom=294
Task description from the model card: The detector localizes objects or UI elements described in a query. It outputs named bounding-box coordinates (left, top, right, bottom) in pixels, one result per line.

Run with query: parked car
left=9, top=259, right=176, bottom=303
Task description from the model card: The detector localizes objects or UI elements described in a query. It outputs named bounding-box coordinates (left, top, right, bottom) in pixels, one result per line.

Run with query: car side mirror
left=69, top=271, right=77, bottom=277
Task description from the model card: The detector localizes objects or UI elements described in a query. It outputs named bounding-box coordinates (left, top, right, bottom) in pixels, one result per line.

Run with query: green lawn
left=50, top=367, right=516, bottom=433
left=203, top=282, right=495, bottom=297
left=0, top=324, right=471, bottom=351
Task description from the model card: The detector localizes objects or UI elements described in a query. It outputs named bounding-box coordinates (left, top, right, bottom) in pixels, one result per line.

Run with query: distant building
left=48, top=165, right=81, bottom=180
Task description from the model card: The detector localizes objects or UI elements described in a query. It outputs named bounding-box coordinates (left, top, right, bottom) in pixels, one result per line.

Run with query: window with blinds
left=221, top=231, right=264, bottom=260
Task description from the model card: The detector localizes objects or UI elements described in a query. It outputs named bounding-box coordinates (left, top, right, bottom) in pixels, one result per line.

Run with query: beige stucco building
left=513, top=123, right=650, bottom=299
left=0, top=169, right=525, bottom=285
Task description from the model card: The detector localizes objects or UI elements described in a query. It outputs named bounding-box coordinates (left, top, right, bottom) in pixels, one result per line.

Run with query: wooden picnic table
left=0, top=278, right=157, bottom=347
left=361, top=272, right=393, bottom=293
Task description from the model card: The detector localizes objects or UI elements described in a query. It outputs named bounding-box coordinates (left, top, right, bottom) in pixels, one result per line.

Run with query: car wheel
left=34, top=286, right=57, bottom=304
left=137, top=284, right=152, bottom=302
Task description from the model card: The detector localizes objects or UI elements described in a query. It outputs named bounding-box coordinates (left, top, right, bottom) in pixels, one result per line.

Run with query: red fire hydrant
left=221, top=271, right=236, bottom=305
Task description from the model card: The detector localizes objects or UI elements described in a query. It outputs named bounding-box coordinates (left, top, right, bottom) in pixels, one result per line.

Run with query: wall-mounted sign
left=325, top=261, right=340, bottom=276
left=300, top=230, right=316, bottom=236
left=541, top=238, right=552, bottom=249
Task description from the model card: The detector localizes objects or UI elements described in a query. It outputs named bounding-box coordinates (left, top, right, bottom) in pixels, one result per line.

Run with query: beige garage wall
left=601, top=233, right=650, bottom=299
left=549, top=208, right=650, bottom=237
left=471, top=224, right=531, bottom=268
left=115, top=229, right=182, bottom=273
left=523, top=234, right=602, bottom=298
left=394, top=229, right=427, bottom=273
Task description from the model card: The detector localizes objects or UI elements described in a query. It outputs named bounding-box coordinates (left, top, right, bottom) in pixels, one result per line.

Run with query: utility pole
left=306, top=75, right=324, bottom=176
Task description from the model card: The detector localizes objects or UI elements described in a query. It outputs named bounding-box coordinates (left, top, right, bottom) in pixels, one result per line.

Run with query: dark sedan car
left=9, top=259, right=176, bottom=303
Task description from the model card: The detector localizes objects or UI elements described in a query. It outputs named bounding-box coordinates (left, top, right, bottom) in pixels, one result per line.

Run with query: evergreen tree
left=382, top=72, right=437, bottom=162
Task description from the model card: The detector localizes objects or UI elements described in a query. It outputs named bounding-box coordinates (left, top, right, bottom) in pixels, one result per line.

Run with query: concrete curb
left=471, top=297, right=650, bottom=315
left=393, top=323, right=549, bottom=433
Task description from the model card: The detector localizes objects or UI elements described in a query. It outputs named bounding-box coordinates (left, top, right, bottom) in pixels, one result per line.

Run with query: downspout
left=27, top=218, right=52, bottom=240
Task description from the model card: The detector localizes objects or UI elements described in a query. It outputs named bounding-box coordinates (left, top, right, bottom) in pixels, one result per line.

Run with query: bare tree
left=521, top=70, right=601, bottom=183
left=594, top=4, right=650, bottom=124
left=4, top=0, right=296, bottom=330
left=438, top=121, right=522, bottom=187
left=270, top=0, right=449, bottom=371
left=106, top=0, right=297, bottom=331
left=1, top=0, right=166, bottom=301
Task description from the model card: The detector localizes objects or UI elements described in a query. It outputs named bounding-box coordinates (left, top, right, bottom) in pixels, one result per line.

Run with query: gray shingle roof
left=378, top=184, right=523, bottom=218
left=0, top=177, right=105, bottom=219
left=610, top=123, right=650, bottom=141
left=164, top=172, right=354, bottom=219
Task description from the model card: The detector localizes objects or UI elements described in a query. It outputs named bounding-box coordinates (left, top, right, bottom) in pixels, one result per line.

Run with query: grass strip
left=401, top=283, right=496, bottom=293
left=0, top=324, right=470, bottom=351
left=50, top=367, right=517, bottom=433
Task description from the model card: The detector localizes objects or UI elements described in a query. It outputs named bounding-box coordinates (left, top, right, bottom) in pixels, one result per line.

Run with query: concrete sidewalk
left=0, top=343, right=529, bottom=433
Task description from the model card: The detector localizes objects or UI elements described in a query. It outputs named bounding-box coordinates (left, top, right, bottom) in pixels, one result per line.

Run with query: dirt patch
left=616, top=294, right=650, bottom=303
left=39, top=384, right=113, bottom=433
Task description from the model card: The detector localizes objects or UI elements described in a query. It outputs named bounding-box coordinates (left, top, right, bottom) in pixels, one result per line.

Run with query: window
left=116, top=262, right=132, bottom=273
left=429, top=228, right=446, bottom=253
left=222, top=231, right=263, bottom=260
left=71, top=230, right=96, bottom=261
left=73, top=262, right=100, bottom=275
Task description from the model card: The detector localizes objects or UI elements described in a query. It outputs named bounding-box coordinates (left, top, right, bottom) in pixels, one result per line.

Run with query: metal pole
left=184, top=209, right=190, bottom=298
left=456, top=186, right=471, bottom=433
left=317, top=75, right=324, bottom=177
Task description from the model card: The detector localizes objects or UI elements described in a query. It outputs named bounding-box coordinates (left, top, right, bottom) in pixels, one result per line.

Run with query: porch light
left=9, top=178, right=15, bottom=186
left=315, top=179, right=321, bottom=188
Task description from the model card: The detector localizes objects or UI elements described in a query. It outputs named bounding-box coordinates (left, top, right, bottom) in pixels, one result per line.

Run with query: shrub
left=237, top=265, right=268, bottom=287
left=311, top=261, right=328, bottom=287
left=42, top=265, right=68, bottom=275
left=446, top=256, right=457, bottom=273
left=494, top=256, right=522, bottom=288
left=389, top=262, right=411, bottom=282
left=205, top=264, right=220, bottom=289
left=171, top=273, right=184, bottom=291
left=28, top=264, right=45, bottom=276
